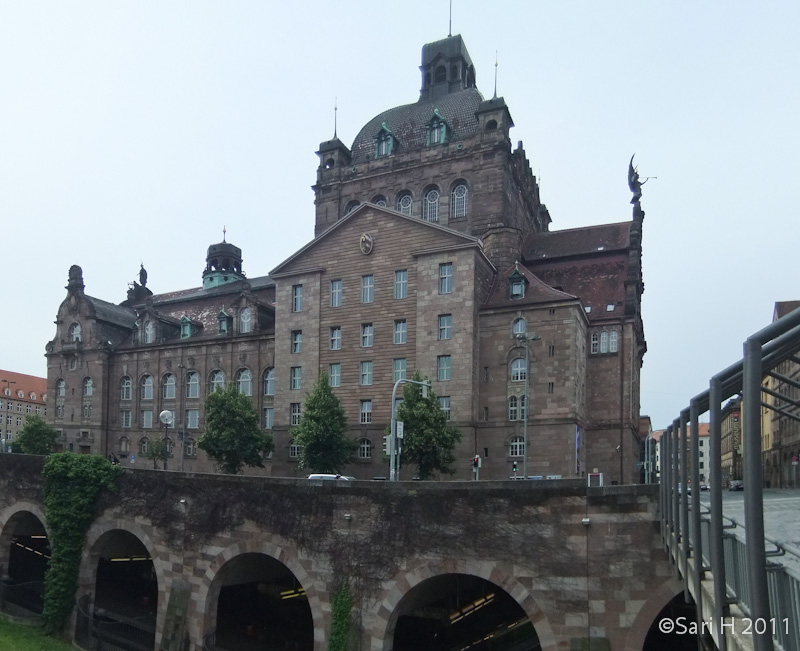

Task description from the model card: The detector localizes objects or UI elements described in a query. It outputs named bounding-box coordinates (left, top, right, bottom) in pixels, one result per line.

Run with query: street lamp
left=177, top=364, right=186, bottom=472
left=158, top=410, right=174, bottom=471
left=1, top=379, right=16, bottom=454
left=514, top=333, right=540, bottom=480
left=389, top=377, right=431, bottom=481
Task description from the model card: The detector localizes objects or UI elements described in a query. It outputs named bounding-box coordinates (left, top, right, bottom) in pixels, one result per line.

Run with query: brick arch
left=370, top=559, right=556, bottom=651
left=194, top=538, right=326, bottom=651
left=0, top=501, right=50, bottom=572
left=622, top=575, right=685, bottom=651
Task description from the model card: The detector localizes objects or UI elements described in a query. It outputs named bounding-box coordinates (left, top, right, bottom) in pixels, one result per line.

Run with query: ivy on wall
left=41, top=453, right=122, bottom=633
left=328, top=582, right=352, bottom=651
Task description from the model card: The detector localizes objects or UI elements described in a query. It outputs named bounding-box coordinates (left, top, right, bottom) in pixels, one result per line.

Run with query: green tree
left=16, top=414, right=58, bottom=455
left=395, top=372, right=461, bottom=479
left=293, top=372, right=355, bottom=473
left=146, top=438, right=167, bottom=469
left=198, top=384, right=274, bottom=474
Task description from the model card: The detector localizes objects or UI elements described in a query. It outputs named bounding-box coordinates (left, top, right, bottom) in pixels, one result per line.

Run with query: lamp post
left=1, top=379, right=16, bottom=453
left=158, top=410, right=174, bottom=471
left=389, top=378, right=431, bottom=481
left=514, top=333, right=539, bottom=480
left=177, top=364, right=186, bottom=472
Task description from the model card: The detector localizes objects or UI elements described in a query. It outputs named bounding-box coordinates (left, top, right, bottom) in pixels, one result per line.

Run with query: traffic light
left=512, top=461, right=517, bottom=474
left=383, top=435, right=391, bottom=455
left=473, top=455, right=480, bottom=469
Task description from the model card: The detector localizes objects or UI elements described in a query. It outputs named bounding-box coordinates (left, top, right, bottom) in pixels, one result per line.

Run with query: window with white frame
left=184, top=439, right=196, bottom=457
left=423, top=188, right=440, bottom=222
left=56, top=379, right=66, bottom=397
left=83, top=377, right=93, bottom=396
left=511, top=358, right=527, bottom=382
left=186, top=372, right=199, bottom=399
left=240, top=307, right=252, bottom=333
left=182, top=408, right=197, bottom=429
left=361, top=275, right=374, bottom=303
left=609, top=330, right=618, bottom=353
left=393, top=358, right=406, bottom=383
left=361, top=323, right=373, bottom=347
left=513, top=318, right=526, bottom=335
left=397, top=193, right=412, bottom=216
left=290, top=403, right=301, bottom=426
left=394, top=320, right=407, bottom=344
left=263, top=368, right=275, bottom=396
left=289, top=437, right=301, bottom=457
left=438, top=396, right=451, bottom=420
left=438, top=314, right=452, bottom=340
left=144, top=321, right=155, bottom=344
left=439, top=263, right=453, bottom=294
left=437, top=355, right=451, bottom=381
left=591, top=332, right=600, bottom=354
left=141, top=375, right=154, bottom=400
left=291, top=330, right=302, bottom=353
left=330, top=279, right=342, bottom=307
left=163, top=374, right=176, bottom=400
left=358, top=438, right=372, bottom=459
left=141, top=410, right=153, bottom=429
left=510, top=435, right=525, bottom=456
left=360, top=400, right=372, bottom=424
left=330, top=326, right=342, bottom=350
left=292, top=285, right=303, bottom=312
left=236, top=369, right=252, bottom=396
left=290, top=367, right=302, bottom=390
left=360, top=361, right=373, bottom=386
left=600, top=331, right=609, bottom=354
left=394, top=270, right=408, bottom=299
left=210, top=370, right=225, bottom=392
left=264, top=407, right=273, bottom=429
left=329, top=363, right=341, bottom=388
left=508, top=396, right=519, bottom=421
left=451, top=183, right=468, bottom=219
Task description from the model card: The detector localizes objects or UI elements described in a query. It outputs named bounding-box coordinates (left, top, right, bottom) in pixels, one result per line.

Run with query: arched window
left=140, top=375, right=153, bottom=400
left=358, top=438, right=372, bottom=459
left=263, top=368, right=275, bottom=396
left=396, top=193, right=413, bottom=216
left=485, top=119, right=498, bottom=132
left=144, top=321, right=155, bottom=344
left=236, top=369, right=252, bottom=396
left=69, top=357, right=78, bottom=370
left=163, top=374, right=176, bottom=400
left=375, top=126, right=395, bottom=158
left=423, top=188, right=440, bottom=222
left=56, top=379, right=66, bottom=397
left=324, top=158, right=335, bottom=169
left=82, top=377, right=93, bottom=397
left=240, top=307, right=252, bottom=334
left=120, top=377, right=131, bottom=400
left=434, top=65, right=446, bottom=83
left=511, top=358, right=527, bottom=382
left=210, top=370, right=225, bottom=393
left=427, top=114, right=447, bottom=145
left=345, top=200, right=360, bottom=215
left=185, top=372, right=199, bottom=399
left=371, top=195, right=387, bottom=207
left=512, top=318, right=526, bottom=335
left=69, top=323, right=82, bottom=342
left=451, top=183, right=468, bottom=218
left=510, top=435, right=525, bottom=456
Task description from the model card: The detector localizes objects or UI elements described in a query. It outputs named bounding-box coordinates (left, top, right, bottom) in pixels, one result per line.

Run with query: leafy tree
left=395, top=371, right=461, bottom=479
left=146, top=438, right=167, bottom=469
left=293, top=372, right=356, bottom=473
left=17, top=414, right=58, bottom=455
left=198, top=384, right=274, bottom=474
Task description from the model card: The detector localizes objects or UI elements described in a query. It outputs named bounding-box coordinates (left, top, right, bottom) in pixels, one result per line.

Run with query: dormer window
left=180, top=316, right=193, bottom=339
left=375, top=123, right=395, bottom=158
left=510, top=280, right=525, bottom=299
left=144, top=321, right=155, bottom=344
left=218, top=310, right=232, bottom=335
left=426, top=110, right=449, bottom=146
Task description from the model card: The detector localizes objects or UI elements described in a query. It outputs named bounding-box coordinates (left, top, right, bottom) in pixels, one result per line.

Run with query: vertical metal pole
left=390, top=380, right=400, bottom=482
left=661, top=426, right=670, bottom=549
left=680, top=411, right=689, bottom=593
left=523, top=340, right=529, bottom=480
left=709, top=375, right=729, bottom=651
left=743, top=337, right=773, bottom=651
left=689, top=399, right=704, bottom=622
left=672, top=418, right=681, bottom=577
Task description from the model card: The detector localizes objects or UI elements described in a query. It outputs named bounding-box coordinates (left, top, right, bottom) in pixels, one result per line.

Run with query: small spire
left=493, top=50, right=498, bottom=99
left=448, top=0, right=452, bottom=37
left=334, top=97, right=338, bottom=139
left=222, top=226, right=227, bottom=242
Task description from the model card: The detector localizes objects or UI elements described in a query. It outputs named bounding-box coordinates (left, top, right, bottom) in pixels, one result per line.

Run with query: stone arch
left=195, top=537, right=325, bottom=651
left=622, top=575, right=685, bottom=651
left=369, top=559, right=556, bottom=651
left=0, top=502, right=51, bottom=591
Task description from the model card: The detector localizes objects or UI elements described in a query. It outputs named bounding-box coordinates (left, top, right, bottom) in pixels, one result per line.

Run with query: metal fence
left=73, top=595, right=156, bottom=651
left=0, top=578, right=43, bottom=619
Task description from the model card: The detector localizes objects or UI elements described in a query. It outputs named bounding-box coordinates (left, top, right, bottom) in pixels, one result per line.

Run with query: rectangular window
left=292, top=284, right=303, bottom=312
left=361, top=323, right=373, bottom=347
left=26, top=404, right=32, bottom=413
left=264, top=407, right=273, bottom=430
left=438, top=314, right=452, bottom=340
left=437, top=355, right=451, bottom=381
left=330, top=326, right=342, bottom=350
left=360, top=361, right=373, bottom=386
left=548, top=382, right=555, bottom=394
left=186, top=408, right=199, bottom=429
left=439, top=263, right=453, bottom=294
left=548, top=344, right=555, bottom=357
left=121, top=410, right=132, bottom=428
left=393, top=358, right=406, bottom=382
left=290, top=367, right=302, bottom=390
left=330, top=279, right=342, bottom=307
left=290, top=403, right=302, bottom=426
left=291, top=330, right=302, bottom=353
left=141, top=410, right=153, bottom=429
left=438, top=396, right=451, bottom=420
left=361, top=275, right=374, bottom=303
left=36, top=407, right=41, bottom=415
left=394, top=320, right=407, bottom=344
left=609, top=330, right=618, bottom=353
left=394, top=270, right=408, bottom=299
left=360, top=400, right=372, bottom=424
left=329, top=363, right=341, bottom=388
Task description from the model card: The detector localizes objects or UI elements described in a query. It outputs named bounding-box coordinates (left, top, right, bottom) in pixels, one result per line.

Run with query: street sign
left=396, top=421, right=404, bottom=439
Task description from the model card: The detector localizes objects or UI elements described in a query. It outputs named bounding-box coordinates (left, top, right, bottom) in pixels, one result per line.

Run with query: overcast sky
left=2, top=1, right=798, bottom=430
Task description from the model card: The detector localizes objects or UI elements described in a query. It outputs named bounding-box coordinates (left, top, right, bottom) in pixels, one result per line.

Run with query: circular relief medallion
left=359, top=233, right=374, bottom=255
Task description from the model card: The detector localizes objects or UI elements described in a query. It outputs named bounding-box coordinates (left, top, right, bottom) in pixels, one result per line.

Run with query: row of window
left=119, top=436, right=196, bottom=458
left=291, top=263, right=453, bottom=312
left=344, top=183, right=468, bottom=222
left=119, top=408, right=200, bottom=430
left=590, top=330, right=619, bottom=355
left=3, top=402, right=44, bottom=415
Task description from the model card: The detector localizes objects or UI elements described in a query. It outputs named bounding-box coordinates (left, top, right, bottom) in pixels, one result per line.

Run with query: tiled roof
left=350, top=88, right=484, bottom=164
left=143, top=275, right=275, bottom=306
left=523, top=222, right=631, bottom=261
left=775, top=300, right=800, bottom=320
left=88, top=297, right=137, bottom=328
left=532, top=259, right=628, bottom=320
left=0, top=370, right=48, bottom=403
left=483, top=262, right=577, bottom=309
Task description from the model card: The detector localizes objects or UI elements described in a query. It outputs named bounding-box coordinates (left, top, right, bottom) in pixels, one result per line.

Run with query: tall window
left=210, top=370, right=225, bottom=392
left=437, top=355, right=451, bottom=381
left=397, top=193, right=413, bottom=216
left=236, top=369, right=252, bottom=396
left=144, top=321, right=155, bottom=344
left=360, top=361, right=373, bottom=386
left=69, top=323, right=82, bottom=342
left=439, top=263, right=453, bottom=294
left=394, top=270, right=408, bottom=299
left=393, top=358, right=406, bottom=382
left=394, top=320, right=407, bottom=344
left=438, top=314, right=452, bottom=340
left=358, top=438, right=372, bottom=459
left=56, top=379, right=66, bottom=397
left=121, top=410, right=132, bottom=428
left=510, top=435, right=525, bottom=456
left=513, top=318, right=526, bottom=335
left=600, top=331, right=609, bottom=353
left=591, top=332, right=600, bottom=354
left=423, top=188, right=440, bottom=222
left=290, top=404, right=302, bottom=427
left=185, top=409, right=199, bottom=429
left=82, top=377, right=93, bottom=397
left=361, top=275, right=374, bottom=303
left=291, top=330, right=302, bottom=353
left=428, top=118, right=447, bottom=145
left=511, top=358, right=526, bottom=382
left=186, top=372, right=199, bottom=399
left=330, top=327, right=342, bottom=350
left=329, top=363, right=341, bottom=388
left=360, top=400, right=373, bottom=424
left=361, top=323, right=373, bottom=347
left=141, top=410, right=153, bottom=429
left=264, top=407, right=274, bottom=429
left=240, top=307, right=252, bottom=333
left=451, top=183, right=468, bottom=218
left=263, top=368, right=275, bottom=396
left=290, top=367, right=302, bottom=390
left=292, top=285, right=303, bottom=312
left=163, top=374, right=176, bottom=400
left=141, top=375, right=153, bottom=400
left=376, top=130, right=394, bottom=157
left=438, top=396, right=451, bottom=420
left=330, top=279, right=342, bottom=307
left=610, top=330, right=618, bottom=353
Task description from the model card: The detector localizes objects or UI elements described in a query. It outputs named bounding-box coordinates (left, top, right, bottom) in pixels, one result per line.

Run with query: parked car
left=729, top=480, right=744, bottom=491
left=307, top=474, right=352, bottom=481
left=700, top=483, right=710, bottom=491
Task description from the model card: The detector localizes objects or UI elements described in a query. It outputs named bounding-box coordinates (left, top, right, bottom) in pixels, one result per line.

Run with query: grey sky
left=2, top=1, right=798, bottom=430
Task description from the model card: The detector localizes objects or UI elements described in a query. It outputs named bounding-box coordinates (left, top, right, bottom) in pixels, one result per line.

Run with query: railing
left=203, top=629, right=216, bottom=651
left=0, top=578, right=44, bottom=619
left=73, top=595, right=156, bottom=651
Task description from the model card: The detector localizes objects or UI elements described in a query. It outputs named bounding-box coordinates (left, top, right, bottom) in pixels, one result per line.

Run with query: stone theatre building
left=46, top=35, right=646, bottom=483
